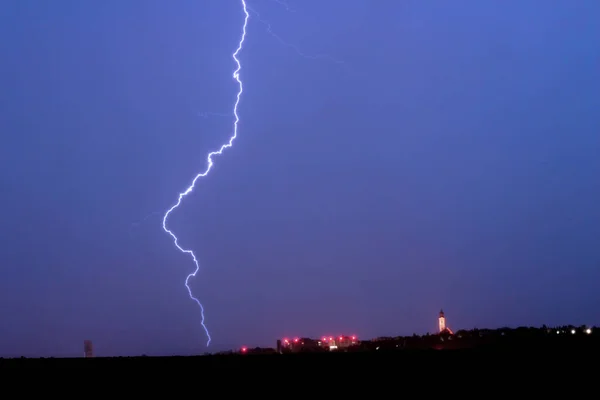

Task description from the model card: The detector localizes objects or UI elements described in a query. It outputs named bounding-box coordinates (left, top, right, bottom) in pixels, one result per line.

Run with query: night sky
left=1, top=0, right=599, bottom=357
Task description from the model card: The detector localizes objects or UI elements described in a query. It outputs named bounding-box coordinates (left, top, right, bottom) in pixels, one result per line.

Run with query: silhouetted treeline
left=346, top=325, right=598, bottom=352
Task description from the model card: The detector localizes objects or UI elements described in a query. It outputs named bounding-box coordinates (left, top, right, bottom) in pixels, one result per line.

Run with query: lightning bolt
left=162, top=0, right=250, bottom=347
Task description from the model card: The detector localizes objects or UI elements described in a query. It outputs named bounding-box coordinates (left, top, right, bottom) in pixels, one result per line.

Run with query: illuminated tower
left=438, top=310, right=446, bottom=333
left=83, top=340, right=94, bottom=358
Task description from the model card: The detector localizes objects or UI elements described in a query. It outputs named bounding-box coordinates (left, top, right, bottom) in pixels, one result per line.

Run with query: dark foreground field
left=1, top=343, right=596, bottom=368
left=3, top=335, right=596, bottom=393
left=1, top=345, right=595, bottom=392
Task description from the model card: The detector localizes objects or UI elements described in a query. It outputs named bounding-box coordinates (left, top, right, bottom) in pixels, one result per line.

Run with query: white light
left=571, top=329, right=576, bottom=334
left=586, top=328, right=592, bottom=334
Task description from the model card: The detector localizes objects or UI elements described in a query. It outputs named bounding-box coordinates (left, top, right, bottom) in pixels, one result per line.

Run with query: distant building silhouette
left=278, top=335, right=358, bottom=352
left=84, top=340, right=94, bottom=358
left=320, top=335, right=357, bottom=350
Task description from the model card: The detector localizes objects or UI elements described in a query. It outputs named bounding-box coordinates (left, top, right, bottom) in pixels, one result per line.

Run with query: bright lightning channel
left=162, top=0, right=250, bottom=347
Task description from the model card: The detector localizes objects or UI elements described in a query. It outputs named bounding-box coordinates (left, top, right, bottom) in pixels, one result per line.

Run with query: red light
left=322, top=337, right=327, bottom=341
left=329, top=337, right=333, bottom=341
left=283, top=338, right=289, bottom=343
left=351, top=336, right=356, bottom=340
left=339, top=336, right=343, bottom=340
left=241, top=347, right=247, bottom=353
left=294, top=338, right=299, bottom=343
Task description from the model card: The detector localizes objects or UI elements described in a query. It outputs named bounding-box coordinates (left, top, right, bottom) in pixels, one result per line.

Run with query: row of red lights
left=240, top=335, right=359, bottom=353
left=283, top=335, right=357, bottom=344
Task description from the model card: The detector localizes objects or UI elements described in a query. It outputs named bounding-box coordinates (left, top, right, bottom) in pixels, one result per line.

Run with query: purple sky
left=0, top=0, right=599, bottom=357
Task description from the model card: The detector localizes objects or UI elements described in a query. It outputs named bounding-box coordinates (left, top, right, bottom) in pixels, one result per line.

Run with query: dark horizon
left=1, top=0, right=599, bottom=358
left=2, top=322, right=597, bottom=359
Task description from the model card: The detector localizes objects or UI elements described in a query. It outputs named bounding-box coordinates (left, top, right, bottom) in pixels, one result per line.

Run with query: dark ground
left=2, top=327, right=598, bottom=392
left=1, top=346, right=595, bottom=393
left=1, top=344, right=595, bottom=366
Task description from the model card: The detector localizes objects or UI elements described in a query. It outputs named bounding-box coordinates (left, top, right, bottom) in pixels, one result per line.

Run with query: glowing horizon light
left=162, top=0, right=250, bottom=347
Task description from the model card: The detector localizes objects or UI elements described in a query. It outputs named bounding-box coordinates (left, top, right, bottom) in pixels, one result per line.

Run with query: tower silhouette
left=438, top=309, right=446, bottom=333
left=83, top=340, right=94, bottom=358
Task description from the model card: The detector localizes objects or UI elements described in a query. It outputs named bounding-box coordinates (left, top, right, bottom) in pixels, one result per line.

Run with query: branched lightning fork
left=162, top=0, right=249, bottom=347
left=198, top=111, right=233, bottom=119
left=247, top=6, right=345, bottom=65
left=129, top=210, right=161, bottom=236
left=267, top=0, right=296, bottom=12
